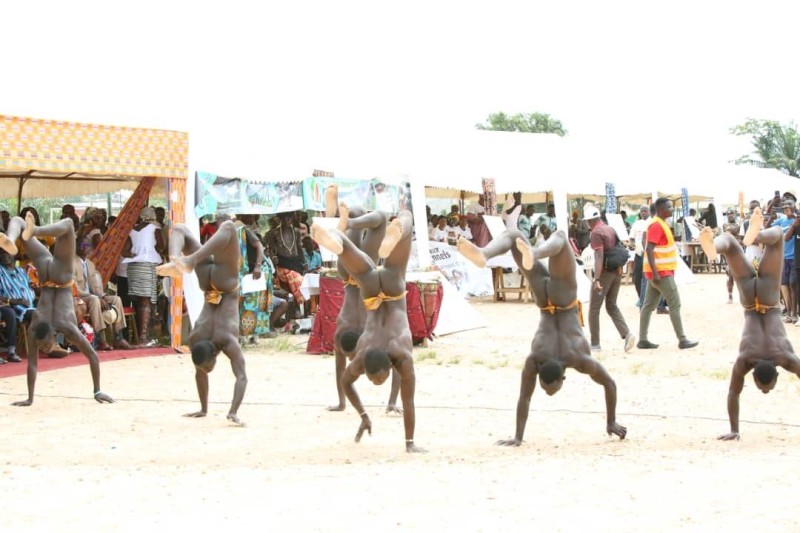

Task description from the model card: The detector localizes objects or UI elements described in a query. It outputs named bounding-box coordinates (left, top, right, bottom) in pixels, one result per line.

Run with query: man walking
left=585, top=206, right=636, bottom=352
left=638, top=198, right=698, bottom=350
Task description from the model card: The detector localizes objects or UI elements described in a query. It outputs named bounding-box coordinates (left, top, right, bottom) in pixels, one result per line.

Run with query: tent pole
left=16, top=176, right=27, bottom=215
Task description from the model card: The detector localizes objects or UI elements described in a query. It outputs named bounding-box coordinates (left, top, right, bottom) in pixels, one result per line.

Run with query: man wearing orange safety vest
left=638, top=197, right=699, bottom=350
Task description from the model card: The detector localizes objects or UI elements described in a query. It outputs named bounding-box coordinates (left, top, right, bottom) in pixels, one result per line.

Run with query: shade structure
left=0, top=115, right=188, bottom=199
left=0, top=114, right=189, bottom=349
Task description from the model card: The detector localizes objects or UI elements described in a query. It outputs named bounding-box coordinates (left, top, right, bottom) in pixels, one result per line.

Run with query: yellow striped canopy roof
left=0, top=114, right=188, bottom=198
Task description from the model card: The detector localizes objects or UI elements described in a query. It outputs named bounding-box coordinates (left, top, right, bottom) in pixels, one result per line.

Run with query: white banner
left=428, top=242, right=492, bottom=297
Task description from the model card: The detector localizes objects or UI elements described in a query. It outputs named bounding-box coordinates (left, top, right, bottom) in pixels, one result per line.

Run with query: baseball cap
left=583, top=205, right=601, bottom=220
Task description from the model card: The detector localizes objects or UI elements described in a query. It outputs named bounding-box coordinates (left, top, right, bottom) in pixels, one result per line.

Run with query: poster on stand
left=427, top=242, right=492, bottom=298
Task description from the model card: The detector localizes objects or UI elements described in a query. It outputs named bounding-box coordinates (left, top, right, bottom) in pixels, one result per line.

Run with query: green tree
left=475, top=112, right=567, bottom=136
left=731, top=118, right=800, bottom=177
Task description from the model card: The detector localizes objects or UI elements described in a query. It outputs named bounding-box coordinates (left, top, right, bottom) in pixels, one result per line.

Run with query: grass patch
left=417, top=350, right=438, bottom=362
left=261, top=336, right=301, bottom=353
left=706, top=369, right=729, bottom=380
left=447, top=356, right=462, bottom=365
left=472, top=359, right=485, bottom=366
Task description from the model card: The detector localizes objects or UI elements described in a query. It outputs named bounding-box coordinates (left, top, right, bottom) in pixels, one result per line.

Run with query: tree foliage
left=475, top=112, right=567, bottom=136
left=731, top=118, right=800, bottom=177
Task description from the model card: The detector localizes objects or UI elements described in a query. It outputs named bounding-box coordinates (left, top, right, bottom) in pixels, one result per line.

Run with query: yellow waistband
left=540, top=298, right=584, bottom=327
left=363, top=290, right=407, bottom=311
left=42, top=279, right=75, bottom=289
left=346, top=276, right=360, bottom=287
left=205, top=283, right=239, bottom=305
left=744, top=296, right=780, bottom=314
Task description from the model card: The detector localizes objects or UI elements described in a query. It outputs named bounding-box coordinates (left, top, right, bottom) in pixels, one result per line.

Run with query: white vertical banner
left=183, top=172, right=205, bottom=327
left=552, top=187, right=569, bottom=233
left=408, top=175, right=431, bottom=268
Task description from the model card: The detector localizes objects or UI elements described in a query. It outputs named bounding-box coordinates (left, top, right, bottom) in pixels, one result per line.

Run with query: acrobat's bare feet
left=325, top=185, right=339, bottom=218
left=156, top=256, right=193, bottom=277
left=516, top=237, right=534, bottom=270
left=698, top=227, right=717, bottom=262
left=311, top=223, right=343, bottom=255
left=22, top=211, right=36, bottom=241
left=743, top=207, right=763, bottom=246
left=337, top=202, right=350, bottom=232
left=378, top=217, right=403, bottom=259
left=0, top=233, right=18, bottom=256
left=457, top=236, right=487, bottom=268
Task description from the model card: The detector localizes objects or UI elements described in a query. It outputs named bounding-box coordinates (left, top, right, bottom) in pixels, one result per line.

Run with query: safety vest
left=642, top=216, right=678, bottom=274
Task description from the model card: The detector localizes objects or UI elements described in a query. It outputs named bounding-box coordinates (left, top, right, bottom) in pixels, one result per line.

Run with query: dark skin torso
left=488, top=230, right=625, bottom=446
left=712, top=229, right=800, bottom=439
left=165, top=221, right=247, bottom=425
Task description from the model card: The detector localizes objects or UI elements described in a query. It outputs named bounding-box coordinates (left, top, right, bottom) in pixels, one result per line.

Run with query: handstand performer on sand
left=312, top=209, right=425, bottom=453
left=457, top=229, right=627, bottom=445
left=2, top=214, right=114, bottom=406
left=323, top=187, right=400, bottom=413
left=158, top=219, right=247, bottom=426
left=700, top=221, right=800, bottom=441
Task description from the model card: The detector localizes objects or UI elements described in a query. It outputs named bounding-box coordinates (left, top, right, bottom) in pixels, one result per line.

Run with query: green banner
left=302, top=176, right=412, bottom=213
left=195, top=173, right=413, bottom=218
left=194, top=171, right=304, bottom=218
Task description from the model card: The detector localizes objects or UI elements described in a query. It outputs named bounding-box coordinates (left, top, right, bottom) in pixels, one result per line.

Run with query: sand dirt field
left=2, top=273, right=800, bottom=532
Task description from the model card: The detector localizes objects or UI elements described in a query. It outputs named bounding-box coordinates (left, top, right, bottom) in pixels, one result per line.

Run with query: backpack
left=604, top=236, right=630, bottom=270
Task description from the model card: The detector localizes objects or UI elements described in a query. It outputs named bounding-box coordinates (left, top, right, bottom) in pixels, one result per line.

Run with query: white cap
left=583, top=205, right=601, bottom=220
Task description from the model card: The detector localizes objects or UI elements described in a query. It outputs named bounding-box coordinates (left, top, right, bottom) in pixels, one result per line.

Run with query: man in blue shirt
left=302, top=236, right=322, bottom=273
left=772, top=201, right=796, bottom=323
left=0, top=248, right=34, bottom=363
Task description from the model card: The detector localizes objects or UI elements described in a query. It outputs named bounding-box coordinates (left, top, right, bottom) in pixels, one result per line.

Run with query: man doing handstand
left=312, top=210, right=425, bottom=453
left=700, top=225, right=800, bottom=440
left=323, top=197, right=400, bottom=413
left=158, top=219, right=247, bottom=426
left=457, top=229, right=627, bottom=445
left=1, top=214, right=114, bottom=406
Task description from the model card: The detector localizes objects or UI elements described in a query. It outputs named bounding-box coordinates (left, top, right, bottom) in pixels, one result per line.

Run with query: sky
left=3, top=0, right=798, bottom=179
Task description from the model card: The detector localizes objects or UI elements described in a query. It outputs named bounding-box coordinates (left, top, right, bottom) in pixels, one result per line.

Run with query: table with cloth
left=306, top=270, right=443, bottom=354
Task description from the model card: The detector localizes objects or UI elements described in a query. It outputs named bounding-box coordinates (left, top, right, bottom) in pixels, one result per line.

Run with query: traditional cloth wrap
left=205, top=283, right=239, bottom=305
left=363, top=291, right=407, bottom=311
left=744, top=296, right=781, bottom=314
left=42, top=279, right=75, bottom=289
left=540, top=298, right=585, bottom=327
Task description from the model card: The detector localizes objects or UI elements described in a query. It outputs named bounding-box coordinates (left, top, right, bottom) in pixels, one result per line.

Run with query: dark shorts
left=783, top=258, right=795, bottom=285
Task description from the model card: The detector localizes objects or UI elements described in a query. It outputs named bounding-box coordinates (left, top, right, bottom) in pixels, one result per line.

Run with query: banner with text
left=427, top=242, right=492, bottom=298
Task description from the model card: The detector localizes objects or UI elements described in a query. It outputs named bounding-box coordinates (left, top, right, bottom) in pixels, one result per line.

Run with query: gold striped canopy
left=0, top=114, right=188, bottom=199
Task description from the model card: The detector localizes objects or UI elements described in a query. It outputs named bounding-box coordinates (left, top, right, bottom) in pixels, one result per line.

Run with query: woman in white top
left=122, top=206, right=165, bottom=347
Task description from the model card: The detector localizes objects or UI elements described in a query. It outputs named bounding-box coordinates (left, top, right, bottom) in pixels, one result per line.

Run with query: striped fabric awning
left=0, top=115, right=188, bottom=198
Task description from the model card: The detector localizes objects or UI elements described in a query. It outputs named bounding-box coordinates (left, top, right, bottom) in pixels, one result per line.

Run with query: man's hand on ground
left=355, top=416, right=372, bottom=443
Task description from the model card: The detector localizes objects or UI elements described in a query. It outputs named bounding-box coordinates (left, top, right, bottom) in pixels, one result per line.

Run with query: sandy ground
left=2, top=272, right=800, bottom=532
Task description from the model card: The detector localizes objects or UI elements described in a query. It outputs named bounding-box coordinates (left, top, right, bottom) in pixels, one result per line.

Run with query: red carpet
left=0, top=347, right=175, bottom=379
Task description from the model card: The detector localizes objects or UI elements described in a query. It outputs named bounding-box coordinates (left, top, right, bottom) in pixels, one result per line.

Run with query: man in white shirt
left=628, top=205, right=651, bottom=304
left=501, top=192, right=523, bottom=231
left=739, top=200, right=764, bottom=266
